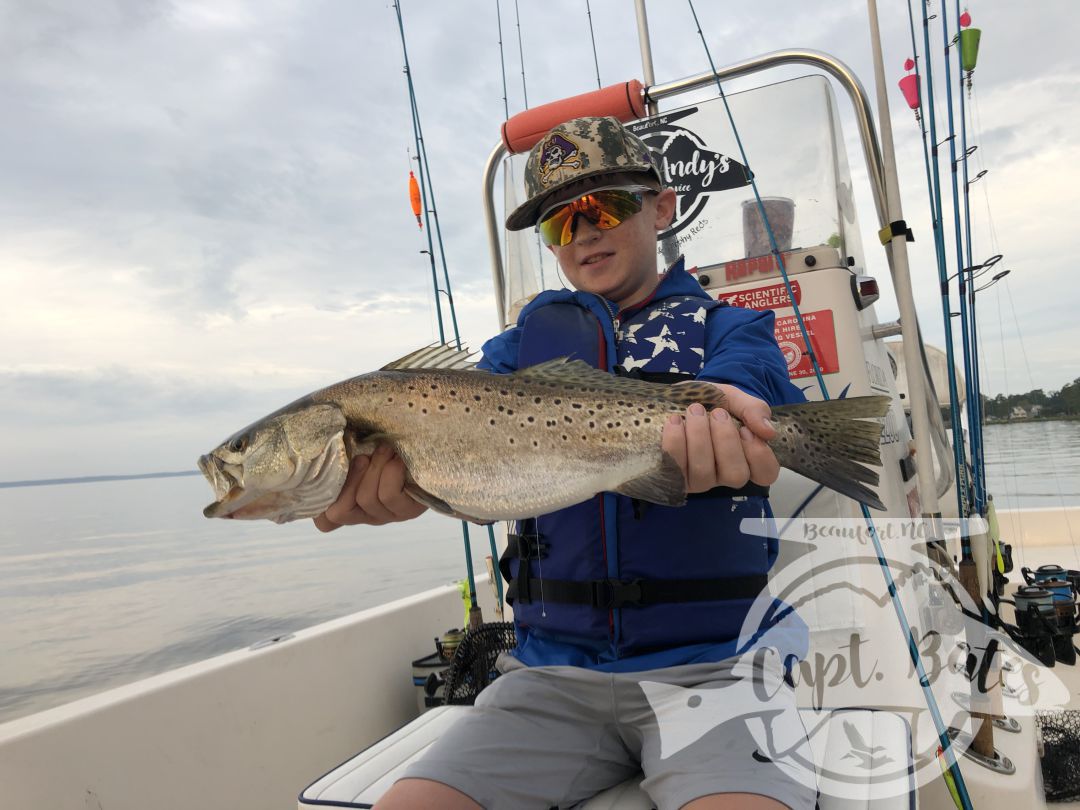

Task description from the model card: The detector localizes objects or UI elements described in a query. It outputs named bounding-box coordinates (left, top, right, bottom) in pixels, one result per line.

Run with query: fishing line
left=1002, top=277, right=1080, bottom=564
left=685, top=2, right=974, bottom=806
left=993, top=285, right=1028, bottom=568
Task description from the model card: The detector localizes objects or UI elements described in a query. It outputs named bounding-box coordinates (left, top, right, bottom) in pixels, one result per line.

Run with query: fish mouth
left=198, top=454, right=245, bottom=518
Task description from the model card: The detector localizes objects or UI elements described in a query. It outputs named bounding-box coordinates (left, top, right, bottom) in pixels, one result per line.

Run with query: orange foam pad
left=501, top=80, right=645, bottom=155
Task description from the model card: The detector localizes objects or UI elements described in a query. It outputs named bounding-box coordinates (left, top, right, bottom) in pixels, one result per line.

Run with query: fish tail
left=770, top=396, right=891, bottom=510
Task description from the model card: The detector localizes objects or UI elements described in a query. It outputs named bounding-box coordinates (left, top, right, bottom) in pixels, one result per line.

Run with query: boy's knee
left=374, top=777, right=482, bottom=810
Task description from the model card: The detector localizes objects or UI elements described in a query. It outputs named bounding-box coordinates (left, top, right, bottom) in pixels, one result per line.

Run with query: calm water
left=1, top=421, right=1078, bottom=725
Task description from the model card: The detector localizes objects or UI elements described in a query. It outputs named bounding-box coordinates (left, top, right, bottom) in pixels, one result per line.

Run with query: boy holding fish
left=319, top=118, right=818, bottom=809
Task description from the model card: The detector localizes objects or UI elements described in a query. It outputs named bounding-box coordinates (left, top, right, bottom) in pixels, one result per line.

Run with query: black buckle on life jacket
left=591, top=578, right=644, bottom=609
left=510, top=532, right=548, bottom=561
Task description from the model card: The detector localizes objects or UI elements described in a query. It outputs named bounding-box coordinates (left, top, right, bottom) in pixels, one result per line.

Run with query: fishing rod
left=920, top=0, right=972, bottom=524
left=585, top=0, right=602, bottom=90
left=393, top=0, right=445, bottom=346
left=685, top=1, right=974, bottom=805
left=954, top=3, right=988, bottom=516
left=394, top=0, right=498, bottom=627
left=940, top=2, right=982, bottom=520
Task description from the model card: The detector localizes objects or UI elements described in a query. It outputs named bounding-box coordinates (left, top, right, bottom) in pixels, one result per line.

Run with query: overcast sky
left=2, top=0, right=1077, bottom=481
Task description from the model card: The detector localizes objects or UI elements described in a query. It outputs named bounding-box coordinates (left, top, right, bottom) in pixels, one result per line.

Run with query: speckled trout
left=199, top=344, right=890, bottom=524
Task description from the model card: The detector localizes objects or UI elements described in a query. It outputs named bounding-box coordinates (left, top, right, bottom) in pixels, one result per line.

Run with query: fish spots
left=449, top=389, right=456, bottom=396
left=572, top=402, right=582, bottom=409
left=421, top=408, right=428, bottom=414
left=561, top=434, right=569, bottom=441
left=438, top=404, right=446, bottom=411
left=643, top=417, right=652, bottom=424
left=408, top=402, right=415, bottom=408
left=465, top=406, right=471, bottom=413
left=553, top=398, right=562, bottom=405
left=563, top=415, right=573, bottom=424
left=546, top=419, right=557, bottom=427
left=474, top=395, right=482, bottom=401
left=497, top=405, right=505, bottom=412
left=527, top=416, right=535, bottom=423
left=387, top=397, right=394, bottom=403
left=534, top=397, right=542, bottom=404
left=509, top=438, right=515, bottom=445
left=589, top=421, right=596, bottom=428
left=430, top=384, right=438, bottom=390
left=489, top=418, right=497, bottom=426
left=532, top=440, right=539, bottom=448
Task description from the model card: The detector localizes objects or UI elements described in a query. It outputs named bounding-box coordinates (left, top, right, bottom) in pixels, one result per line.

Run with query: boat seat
left=299, top=705, right=916, bottom=809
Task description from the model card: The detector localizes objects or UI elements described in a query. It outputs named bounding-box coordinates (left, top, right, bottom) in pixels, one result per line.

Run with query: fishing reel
left=999, top=576, right=1078, bottom=668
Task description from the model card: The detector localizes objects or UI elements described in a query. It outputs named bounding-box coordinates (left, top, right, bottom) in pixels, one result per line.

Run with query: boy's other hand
left=314, top=444, right=428, bottom=531
left=661, top=384, right=781, bottom=493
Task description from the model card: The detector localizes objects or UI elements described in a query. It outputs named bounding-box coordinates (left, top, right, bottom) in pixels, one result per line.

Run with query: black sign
left=630, top=109, right=751, bottom=239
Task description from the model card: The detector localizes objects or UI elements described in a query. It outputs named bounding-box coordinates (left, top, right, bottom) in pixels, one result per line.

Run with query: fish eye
left=228, top=436, right=248, bottom=453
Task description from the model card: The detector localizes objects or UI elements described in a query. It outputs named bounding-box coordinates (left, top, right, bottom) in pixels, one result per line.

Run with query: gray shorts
left=401, top=648, right=818, bottom=810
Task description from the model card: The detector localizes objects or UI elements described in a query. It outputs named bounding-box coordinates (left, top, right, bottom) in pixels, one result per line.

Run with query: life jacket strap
left=507, top=574, right=769, bottom=608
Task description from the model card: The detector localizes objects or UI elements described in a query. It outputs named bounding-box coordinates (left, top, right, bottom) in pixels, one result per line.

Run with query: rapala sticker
left=718, top=281, right=801, bottom=311
left=774, top=310, right=839, bottom=378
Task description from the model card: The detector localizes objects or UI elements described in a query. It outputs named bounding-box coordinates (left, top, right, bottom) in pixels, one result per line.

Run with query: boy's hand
left=313, top=444, right=427, bottom=531
left=661, top=384, right=781, bottom=493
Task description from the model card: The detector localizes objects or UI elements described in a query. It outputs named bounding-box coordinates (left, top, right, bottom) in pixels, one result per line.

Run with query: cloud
left=0, top=0, right=1077, bottom=481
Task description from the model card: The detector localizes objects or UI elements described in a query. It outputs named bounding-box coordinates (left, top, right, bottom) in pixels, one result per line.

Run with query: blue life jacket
left=496, top=272, right=781, bottom=663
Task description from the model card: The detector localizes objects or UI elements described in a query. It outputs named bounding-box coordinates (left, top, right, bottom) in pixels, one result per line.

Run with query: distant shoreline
left=985, top=415, right=1080, bottom=425
left=0, top=471, right=202, bottom=489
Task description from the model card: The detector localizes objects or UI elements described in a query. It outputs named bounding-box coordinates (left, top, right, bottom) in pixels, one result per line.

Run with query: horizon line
left=0, top=471, right=203, bottom=489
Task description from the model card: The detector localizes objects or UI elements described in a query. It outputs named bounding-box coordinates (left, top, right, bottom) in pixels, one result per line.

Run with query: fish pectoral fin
left=344, top=429, right=397, bottom=459
left=613, top=453, right=687, bottom=507
left=403, top=481, right=495, bottom=526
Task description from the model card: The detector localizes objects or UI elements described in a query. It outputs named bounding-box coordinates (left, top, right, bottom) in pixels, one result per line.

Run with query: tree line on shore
left=980, top=377, right=1080, bottom=420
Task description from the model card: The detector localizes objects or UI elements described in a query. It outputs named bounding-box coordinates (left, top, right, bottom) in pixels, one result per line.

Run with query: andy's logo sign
left=631, top=109, right=751, bottom=238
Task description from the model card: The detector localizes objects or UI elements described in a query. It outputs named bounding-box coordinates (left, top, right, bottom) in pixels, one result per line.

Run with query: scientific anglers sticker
left=630, top=109, right=750, bottom=238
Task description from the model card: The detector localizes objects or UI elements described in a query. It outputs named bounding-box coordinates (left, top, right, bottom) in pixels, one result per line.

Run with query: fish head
left=199, top=403, right=349, bottom=523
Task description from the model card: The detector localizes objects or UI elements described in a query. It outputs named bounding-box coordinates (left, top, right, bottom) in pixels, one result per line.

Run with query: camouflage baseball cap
left=505, top=116, right=663, bottom=231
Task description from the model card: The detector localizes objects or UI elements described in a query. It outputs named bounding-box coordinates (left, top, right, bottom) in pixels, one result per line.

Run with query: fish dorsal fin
left=511, top=358, right=726, bottom=409
left=380, top=343, right=480, bottom=371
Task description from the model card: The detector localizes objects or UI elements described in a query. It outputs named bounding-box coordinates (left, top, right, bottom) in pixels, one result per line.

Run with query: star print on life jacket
left=615, top=296, right=711, bottom=376
left=644, top=324, right=680, bottom=358
left=682, top=306, right=708, bottom=325
left=618, top=322, right=645, bottom=345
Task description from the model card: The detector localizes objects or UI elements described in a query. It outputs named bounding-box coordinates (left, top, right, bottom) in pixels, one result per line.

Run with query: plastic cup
left=742, top=196, right=795, bottom=258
